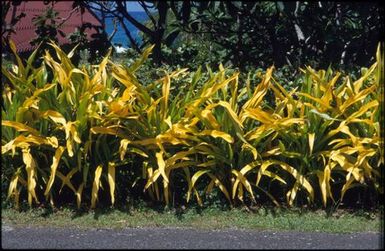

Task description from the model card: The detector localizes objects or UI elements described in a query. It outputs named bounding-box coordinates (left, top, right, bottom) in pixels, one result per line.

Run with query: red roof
left=3, top=1, right=103, bottom=52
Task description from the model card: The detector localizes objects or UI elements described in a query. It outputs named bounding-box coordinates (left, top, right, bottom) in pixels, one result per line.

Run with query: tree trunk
left=152, top=1, right=168, bottom=65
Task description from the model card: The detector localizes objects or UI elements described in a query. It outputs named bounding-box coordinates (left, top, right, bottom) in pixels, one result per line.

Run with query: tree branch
left=108, top=17, right=118, bottom=42
left=118, top=16, right=141, bottom=54
left=116, top=1, right=154, bottom=36
left=138, top=0, right=156, bottom=26
left=169, top=1, right=182, bottom=20
left=57, top=6, right=80, bottom=27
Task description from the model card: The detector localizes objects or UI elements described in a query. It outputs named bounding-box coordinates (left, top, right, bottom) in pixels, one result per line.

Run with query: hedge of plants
left=2, top=41, right=383, bottom=210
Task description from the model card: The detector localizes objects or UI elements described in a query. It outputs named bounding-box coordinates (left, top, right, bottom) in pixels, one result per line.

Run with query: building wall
left=3, top=1, right=102, bottom=52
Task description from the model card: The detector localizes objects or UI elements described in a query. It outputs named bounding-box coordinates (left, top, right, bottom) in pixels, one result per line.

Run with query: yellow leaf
left=7, top=174, right=19, bottom=200
left=256, top=160, right=274, bottom=186
left=316, top=164, right=334, bottom=207
left=191, top=170, right=211, bottom=188
left=275, top=160, right=314, bottom=203
left=66, top=137, right=74, bottom=157
left=111, top=66, right=135, bottom=89
left=199, top=130, right=233, bottom=143
left=128, top=44, right=155, bottom=72
left=57, top=169, right=77, bottom=194
left=346, top=166, right=363, bottom=183
left=340, top=85, right=376, bottom=113
left=44, top=146, right=66, bottom=196
left=341, top=175, right=355, bottom=201
left=90, top=126, right=128, bottom=139
left=144, top=169, right=161, bottom=190
left=188, top=169, right=211, bottom=202
left=261, top=147, right=281, bottom=157
left=156, top=151, right=169, bottom=184
left=69, top=122, right=81, bottom=144
left=22, top=83, right=56, bottom=108
left=242, top=66, right=273, bottom=110
left=232, top=169, right=255, bottom=202
left=46, top=136, right=59, bottom=148
left=163, top=117, right=172, bottom=130
left=41, top=110, right=67, bottom=126
left=201, top=73, right=239, bottom=99
left=76, top=183, right=84, bottom=209
left=201, top=109, right=220, bottom=130
left=278, top=118, right=304, bottom=126
left=22, top=148, right=39, bottom=206
left=347, top=100, right=378, bottom=122
left=207, top=173, right=231, bottom=203
left=119, top=139, right=131, bottom=160
left=263, top=170, right=287, bottom=185
left=321, top=73, right=340, bottom=105
left=243, top=108, right=274, bottom=125
left=240, top=142, right=259, bottom=160
left=161, top=72, right=170, bottom=120
left=232, top=178, right=240, bottom=199
left=205, top=179, right=215, bottom=195
left=308, top=133, right=315, bottom=155
left=165, top=149, right=195, bottom=167
left=2, top=136, right=27, bottom=155
left=240, top=161, right=260, bottom=176
left=91, top=165, right=103, bottom=209
left=193, top=188, right=203, bottom=206
left=352, top=63, right=377, bottom=94
left=2, top=120, right=40, bottom=136
left=286, top=182, right=300, bottom=206
left=108, top=162, right=116, bottom=206
left=297, top=92, right=332, bottom=110
left=217, top=101, right=244, bottom=130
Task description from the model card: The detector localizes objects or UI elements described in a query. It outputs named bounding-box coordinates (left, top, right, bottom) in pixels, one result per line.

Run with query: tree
left=172, top=1, right=383, bottom=70
left=85, top=1, right=191, bottom=65
left=30, top=5, right=66, bottom=46
left=84, top=1, right=383, bottom=69
left=1, top=1, right=25, bottom=50
left=2, top=1, right=25, bottom=37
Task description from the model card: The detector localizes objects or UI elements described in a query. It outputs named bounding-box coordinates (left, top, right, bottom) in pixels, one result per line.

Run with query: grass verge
left=2, top=204, right=382, bottom=234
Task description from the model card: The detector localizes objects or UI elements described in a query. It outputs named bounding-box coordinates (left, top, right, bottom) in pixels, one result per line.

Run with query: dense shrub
left=2, top=41, right=383, bottom=210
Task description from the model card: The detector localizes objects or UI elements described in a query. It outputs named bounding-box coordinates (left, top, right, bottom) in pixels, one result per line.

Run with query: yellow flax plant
left=169, top=65, right=240, bottom=205
left=239, top=66, right=316, bottom=207
left=41, top=42, right=117, bottom=209
left=2, top=40, right=65, bottom=208
left=91, top=45, right=197, bottom=206
left=333, top=44, right=383, bottom=202
left=3, top=40, right=115, bottom=209
left=269, top=67, right=340, bottom=207
left=183, top=65, right=279, bottom=206
left=2, top=122, right=60, bottom=208
left=374, top=42, right=384, bottom=195
left=287, top=48, right=383, bottom=207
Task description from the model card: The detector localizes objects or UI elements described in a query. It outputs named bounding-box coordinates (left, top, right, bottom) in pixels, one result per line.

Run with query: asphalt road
left=1, top=225, right=383, bottom=249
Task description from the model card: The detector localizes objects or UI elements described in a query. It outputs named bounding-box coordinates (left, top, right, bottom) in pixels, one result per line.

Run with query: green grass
left=2, top=204, right=382, bottom=234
